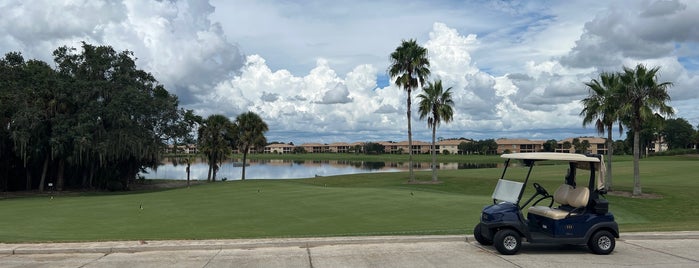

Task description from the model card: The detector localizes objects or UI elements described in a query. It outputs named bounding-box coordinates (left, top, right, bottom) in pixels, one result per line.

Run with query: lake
left=141, top=158, right=497, bottom=181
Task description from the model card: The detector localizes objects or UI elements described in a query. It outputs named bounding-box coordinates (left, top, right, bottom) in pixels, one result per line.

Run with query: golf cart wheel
left=588, top=230, right=615, bottom=255
left=493, top=229, right=521, bottom=255
left=473, top=223, right=493, bottom=245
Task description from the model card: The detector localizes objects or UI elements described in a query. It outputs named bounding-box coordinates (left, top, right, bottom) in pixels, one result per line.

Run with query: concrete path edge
left=1, top=231, right=698, bottom=255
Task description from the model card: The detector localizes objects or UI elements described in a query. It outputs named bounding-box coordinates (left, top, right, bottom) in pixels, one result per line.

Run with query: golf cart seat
left=528, top=185, right=589, bottom=220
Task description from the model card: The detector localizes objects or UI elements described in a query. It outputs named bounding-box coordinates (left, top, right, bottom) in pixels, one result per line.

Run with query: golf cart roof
left=501, top=152, right=607, bottom=192
left=501, top=152, right=600, bottom=163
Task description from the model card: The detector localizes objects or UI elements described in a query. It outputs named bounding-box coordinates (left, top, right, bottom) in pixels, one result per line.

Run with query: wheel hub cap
left=504, top=236, right=517, bottom=250
left=598, top=236, right=611, bottom=250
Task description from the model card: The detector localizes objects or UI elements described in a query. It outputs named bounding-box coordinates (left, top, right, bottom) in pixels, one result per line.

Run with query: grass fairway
left=0, top=155, right=697, bottom=242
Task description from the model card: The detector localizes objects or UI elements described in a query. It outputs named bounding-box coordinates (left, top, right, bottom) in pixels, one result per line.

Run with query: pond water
left=140, top=158, right=497, bottom=181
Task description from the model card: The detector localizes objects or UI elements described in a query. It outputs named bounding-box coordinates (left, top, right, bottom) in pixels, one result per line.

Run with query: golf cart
left=473, top=152, right=619, bottom=255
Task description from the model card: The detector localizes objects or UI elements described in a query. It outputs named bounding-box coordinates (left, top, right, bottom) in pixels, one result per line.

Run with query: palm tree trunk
left=186, top=159, right=191, bottom=187
left=26, top=170, right=32, bottom=190
left=242, top=149, right=248, bottom=181
left=88, top=163, right=95, bottom=189
left=633, top=130, right=642, bottom=196
left=39, top=155, right=49, bottom=192
left=56, top=159, right=65, bottom=191
left=206, top=159, right=213, bottom=182
left=431, top=126, right=437, bottom=182
left=212, top=157, right=218, bottom=182
left=606, top=126, right=613, bottom=191
left=407, top=90, right=414, bottom=182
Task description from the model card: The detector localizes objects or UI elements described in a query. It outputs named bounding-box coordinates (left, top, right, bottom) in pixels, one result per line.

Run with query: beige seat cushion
left=553, top=184, right=572, bottom=205
left=567, top=186, right=590, bottom=208
left=529, top=185, right=589, bottom=220
left=528, top=206, right=573, bottom=220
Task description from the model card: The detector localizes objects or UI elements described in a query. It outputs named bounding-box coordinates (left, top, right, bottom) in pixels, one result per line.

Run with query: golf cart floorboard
left=527, top=231, right=587, bottom=245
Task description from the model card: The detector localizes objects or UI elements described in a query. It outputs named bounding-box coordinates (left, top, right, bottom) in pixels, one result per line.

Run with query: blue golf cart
left=473, top=152, right=619, bottom=255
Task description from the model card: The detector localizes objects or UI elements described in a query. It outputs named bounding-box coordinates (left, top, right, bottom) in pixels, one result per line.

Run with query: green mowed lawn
left=0, top=155, right=696, bottom=242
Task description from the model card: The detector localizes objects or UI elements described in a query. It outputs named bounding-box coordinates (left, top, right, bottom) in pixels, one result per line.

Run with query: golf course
left=0, top=155, right=697, bottom=243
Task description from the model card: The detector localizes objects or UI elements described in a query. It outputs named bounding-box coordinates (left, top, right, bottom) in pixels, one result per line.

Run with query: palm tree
left=198, top=114, right=234, bottom=182
left=581, top=72, right=623, bottom=191
left=388, top=39, right=430, bottom=182
left=618, top=64, right=674, bottom=196
left=417, top=80, right=454, bottom=182
left=234, top=112, right=268, bottom=180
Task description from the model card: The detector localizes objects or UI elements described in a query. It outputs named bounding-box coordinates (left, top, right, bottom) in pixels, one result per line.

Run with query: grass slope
left=0, top=155, right=696, bottom=242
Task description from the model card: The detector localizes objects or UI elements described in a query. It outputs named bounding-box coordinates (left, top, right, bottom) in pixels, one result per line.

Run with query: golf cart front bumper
left=479, top=202, right=526, bottom=240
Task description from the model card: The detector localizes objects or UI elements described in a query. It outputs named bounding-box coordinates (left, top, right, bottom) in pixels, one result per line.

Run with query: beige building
left=165, top=144, right=198, bottom=154
left=326, top=142, right=363, bottom=153
left=171, top=136, right=626, bottom=156
left=264, top=143, right=295, bottom=154
left=496, top=139, right=544, bottom=154
left=380, top=141, right=432, bottom=154
left=299, top=143, right=329, bottom=153
left=437, top=139, right=472, bottom=154
left=556, top=137, right=607, bottom=155
left=648, top=136, right=668, bottom=154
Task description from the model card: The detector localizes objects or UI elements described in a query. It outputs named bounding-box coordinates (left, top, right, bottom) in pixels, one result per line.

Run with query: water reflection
left=141, top=158, right=497, bottom=181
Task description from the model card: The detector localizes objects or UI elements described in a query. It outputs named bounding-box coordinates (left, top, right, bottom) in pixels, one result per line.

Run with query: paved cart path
left=1, top=232, right=698, bottom=268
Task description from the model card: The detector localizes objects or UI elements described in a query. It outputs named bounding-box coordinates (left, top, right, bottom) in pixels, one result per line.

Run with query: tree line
left=0, top=43, right=271, bottom=192
left=0, top=43, right=193, bottom=192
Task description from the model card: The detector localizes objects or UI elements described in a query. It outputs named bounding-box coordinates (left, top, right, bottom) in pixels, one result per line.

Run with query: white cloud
left=0, top=0, right=243, bottom=104
left=2, top=0, right=697, bottom=142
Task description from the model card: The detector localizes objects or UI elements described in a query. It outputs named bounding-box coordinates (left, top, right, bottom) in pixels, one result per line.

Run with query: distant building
left=379, top=140, right=431, bottom=154
left=437, top=138, right=472, bottom=154
left=647, top=136, right=668, bottom=154
left=299, top=143, right=329, bottom=153
left=496, top=139, right=544, bottom=154
left=264, top=143, right=294, bottom=154
left=167, top=136, right=622, bottom=155
left=556, top=137, right=607, bottom=155
left=165, top=144, right=198, bottom=154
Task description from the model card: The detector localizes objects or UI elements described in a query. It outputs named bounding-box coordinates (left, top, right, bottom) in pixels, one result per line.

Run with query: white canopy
left=501, top=152, right=600, bottom=162
left=501, top=152, right=606, bottom=191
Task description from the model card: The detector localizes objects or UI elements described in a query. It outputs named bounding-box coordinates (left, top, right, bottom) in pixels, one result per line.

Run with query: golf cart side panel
left=527, top=212, right=617, bottom=239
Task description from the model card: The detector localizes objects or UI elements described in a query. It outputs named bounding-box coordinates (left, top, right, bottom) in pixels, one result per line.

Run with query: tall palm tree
left=234, top=111, right=268, bottom=180
left=198, top=114, right=234, bottom=182
left=388, top=39, right=430, bottom=182
left=618, top=64, right=674, bottom=196
left=581, top=72, right=623, bottom=191
left=418, top=80, right=454, bottom=182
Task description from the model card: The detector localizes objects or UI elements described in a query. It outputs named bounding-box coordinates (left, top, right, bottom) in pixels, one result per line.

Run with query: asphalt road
left=1, top=232, right=698, bottom=268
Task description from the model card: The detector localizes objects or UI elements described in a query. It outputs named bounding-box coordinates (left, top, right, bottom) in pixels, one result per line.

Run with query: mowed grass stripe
left=0, top=177, right=488, bottom=242
left=1, top=155, right=697, bottom=242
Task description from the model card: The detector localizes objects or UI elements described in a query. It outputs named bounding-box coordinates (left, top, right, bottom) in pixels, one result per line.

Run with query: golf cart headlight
left=482, top=212, right=503, bottom=222
left=492, top=213, right=503, bottom=221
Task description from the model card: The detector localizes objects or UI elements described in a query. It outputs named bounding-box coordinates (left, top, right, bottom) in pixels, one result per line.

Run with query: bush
left=649, top=149, right=696, bottom=156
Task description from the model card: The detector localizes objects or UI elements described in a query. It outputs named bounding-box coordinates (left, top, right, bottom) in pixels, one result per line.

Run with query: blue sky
left=1, top=0, right=698, bottom=144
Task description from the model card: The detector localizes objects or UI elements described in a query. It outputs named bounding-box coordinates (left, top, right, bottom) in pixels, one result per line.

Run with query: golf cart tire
left=588, top=230, right=615, bottom=255
left=494, top=229, right=521, bottom=255
left=474, top=223, right=493, bottom=245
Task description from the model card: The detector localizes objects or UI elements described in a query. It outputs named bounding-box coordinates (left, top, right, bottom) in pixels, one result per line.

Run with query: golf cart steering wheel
left=533, top=183, right=550, bottom=197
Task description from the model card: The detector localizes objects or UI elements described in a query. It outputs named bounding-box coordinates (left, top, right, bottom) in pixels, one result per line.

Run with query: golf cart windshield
left=492, top=179, right=523, bottom=204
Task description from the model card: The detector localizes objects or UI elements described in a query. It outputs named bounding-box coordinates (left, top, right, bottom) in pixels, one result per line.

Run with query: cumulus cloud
left=555, top=0, right=699, bottom=125
left=318, top=83, right=352, bottom=104
left=0, top=0, right=243, bottom=104
left=3, top=0, right=697, bottom=142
